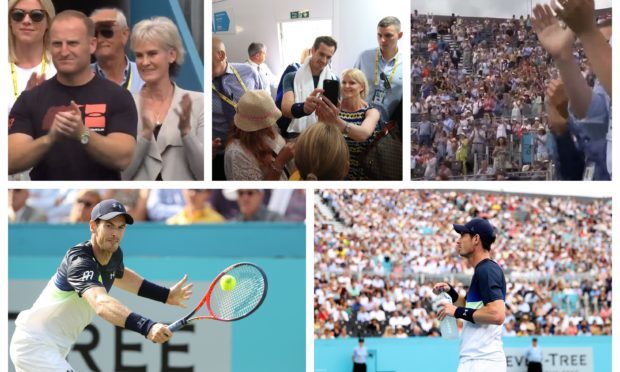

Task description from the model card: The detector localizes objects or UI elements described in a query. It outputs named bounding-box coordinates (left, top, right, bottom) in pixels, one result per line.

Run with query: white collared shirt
left=246, top=60, right=277, bottom=94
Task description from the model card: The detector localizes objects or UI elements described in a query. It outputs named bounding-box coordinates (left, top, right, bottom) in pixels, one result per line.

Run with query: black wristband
left=447, top=284, right=459, bottom=304
left=291, top=102, right=308, bottom=118
left=125, top=312, right=156, bottom=337
left=138, top=279, right=170, bottom=303
left=454, top=307, right=476, bottom=323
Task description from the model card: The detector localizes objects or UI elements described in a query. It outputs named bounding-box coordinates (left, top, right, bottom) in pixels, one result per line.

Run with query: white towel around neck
left=288, top=56, right=336, bottom=133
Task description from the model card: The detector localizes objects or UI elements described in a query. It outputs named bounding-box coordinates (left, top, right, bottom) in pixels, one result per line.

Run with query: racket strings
left=209, top=265, right=266, bottom=320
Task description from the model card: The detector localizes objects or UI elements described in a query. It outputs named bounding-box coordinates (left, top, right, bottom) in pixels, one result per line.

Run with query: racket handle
left=168, top=318, right=188, bottom=332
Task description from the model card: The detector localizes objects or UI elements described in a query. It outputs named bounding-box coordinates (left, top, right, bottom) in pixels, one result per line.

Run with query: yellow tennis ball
left=220, top=275, right=236, bottom=291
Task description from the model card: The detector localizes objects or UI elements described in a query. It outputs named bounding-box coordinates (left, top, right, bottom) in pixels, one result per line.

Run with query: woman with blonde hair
left=122, top=16, right=203, bottom=180
left=8, top=0, right=56, bottom=109
left=8, top=0, right=56, bottom=181
left=225, top=90, right=294, bottom=180
left=316, top=68, right=380, bottom=180
left=294, top=121, right=349, bottom=180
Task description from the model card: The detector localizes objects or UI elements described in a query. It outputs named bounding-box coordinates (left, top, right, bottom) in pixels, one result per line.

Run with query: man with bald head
left=8, top=10, right=137, bottom=180
left=212, top=37, right=263, bottom=180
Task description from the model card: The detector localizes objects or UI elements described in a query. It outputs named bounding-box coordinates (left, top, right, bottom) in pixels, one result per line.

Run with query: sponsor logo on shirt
left=84, top=104, right=107, bottom=131
left=81, top=270, right=94, bottom=281
left=42, top=103, right=107, bottom=132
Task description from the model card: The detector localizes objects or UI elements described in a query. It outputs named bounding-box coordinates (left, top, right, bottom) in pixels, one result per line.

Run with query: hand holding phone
left=322, top=79, right=340, bottom=105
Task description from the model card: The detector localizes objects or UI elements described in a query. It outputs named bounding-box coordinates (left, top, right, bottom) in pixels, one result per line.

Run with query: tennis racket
left=168, top=262, right=268, bottom=332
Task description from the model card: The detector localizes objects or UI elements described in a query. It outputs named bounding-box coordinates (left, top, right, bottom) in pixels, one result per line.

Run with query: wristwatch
left=343, top=122, right=351, bottom=136
left=80, top=129, right=91, bottom=145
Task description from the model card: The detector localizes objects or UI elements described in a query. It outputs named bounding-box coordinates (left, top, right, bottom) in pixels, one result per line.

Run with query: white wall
left=213, top=0, right=407, bottom=78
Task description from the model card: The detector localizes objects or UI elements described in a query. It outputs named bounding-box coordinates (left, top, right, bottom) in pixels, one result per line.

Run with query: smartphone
left=322, top=79, right=340, bottom=105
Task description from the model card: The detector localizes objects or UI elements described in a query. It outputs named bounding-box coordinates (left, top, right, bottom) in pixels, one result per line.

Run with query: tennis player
left=10, top=199, right=193, bottom=372
left=434, top=218, right=507, bottom=372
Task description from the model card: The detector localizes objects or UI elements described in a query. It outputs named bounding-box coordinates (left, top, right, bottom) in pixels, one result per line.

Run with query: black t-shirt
left=9, top=75, right=137, bottom=180
left=54, top=241, right=125, bottom=296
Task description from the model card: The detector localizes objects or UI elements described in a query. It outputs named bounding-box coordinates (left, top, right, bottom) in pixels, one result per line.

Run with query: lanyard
left=121, top=65, right=133, bottom=90
left=95, top=61, right=133, bottom=91
left=373, top=48, right=400, bottom=88
left=212, top=65, right=248, bottom=108
left=11, top=56, right=47, bottom=98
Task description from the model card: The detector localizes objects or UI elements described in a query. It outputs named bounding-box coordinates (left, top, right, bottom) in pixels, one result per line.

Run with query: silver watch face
left=80, top=132, right=90, bottom=145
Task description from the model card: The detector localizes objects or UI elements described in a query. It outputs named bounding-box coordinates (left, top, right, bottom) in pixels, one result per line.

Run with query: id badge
left=583, top=162, right=595, bottom=181
left=372, top=89, right=386, bottom=104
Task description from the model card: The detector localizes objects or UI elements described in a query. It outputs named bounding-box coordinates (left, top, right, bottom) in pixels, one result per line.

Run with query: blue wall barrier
left=9, top=222, right=304, bottom=259
left=9, top=223, right=305, bottom=372
left=316, top=336, right=611, bottom=372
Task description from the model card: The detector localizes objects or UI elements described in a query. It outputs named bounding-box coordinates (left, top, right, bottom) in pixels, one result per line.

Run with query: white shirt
left=369, top=309, right=386, bottom=322
left=353, top=346, right=368, bottom=364
left=15, top=277, right=95, bottom=355
left=246, top=60, right=277, bottom=94
left=9, top=59, right=57, bottom=110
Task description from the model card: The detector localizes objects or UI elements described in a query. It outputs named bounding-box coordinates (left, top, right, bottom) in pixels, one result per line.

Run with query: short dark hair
left=248, top=42, right=265, bottom=57
left=52, top=10, right=95, bottom=38
left=312, top=36, right=337, bottom=52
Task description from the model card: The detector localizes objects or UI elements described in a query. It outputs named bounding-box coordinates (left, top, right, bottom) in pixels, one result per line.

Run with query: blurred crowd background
left=9, top=189, right=306, bottom=224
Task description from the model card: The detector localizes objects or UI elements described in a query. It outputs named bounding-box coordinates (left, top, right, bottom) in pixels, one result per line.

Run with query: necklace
left=144, top=83, right=174, bottom=126
left=154, top=108, right=167, bottom=126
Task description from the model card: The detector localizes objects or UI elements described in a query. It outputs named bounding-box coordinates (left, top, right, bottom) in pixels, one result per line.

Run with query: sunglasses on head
left=95, top=26, right=115, bottom=39
left=10, top=9, right=46, bottom=23
left=380, top=72, right=391, bottom=90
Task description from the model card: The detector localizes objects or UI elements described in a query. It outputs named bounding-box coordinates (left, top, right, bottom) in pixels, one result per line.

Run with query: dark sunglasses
left=10, top=9, right=46, bottom=23
left=380, top=72, right=391, bottom=90
left=95, top=26, right=115, bottom=39
left=77, top=199, right=94, bottom=207
left=238, top=190, right=258, bottom=196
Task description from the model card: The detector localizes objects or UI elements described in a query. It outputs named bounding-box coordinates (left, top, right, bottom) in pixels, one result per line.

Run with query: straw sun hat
left=234, top=90, right=282, bottom=132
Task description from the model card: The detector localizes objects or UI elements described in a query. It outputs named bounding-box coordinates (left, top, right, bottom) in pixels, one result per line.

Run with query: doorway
left=278, top=19, right=332, bottom=65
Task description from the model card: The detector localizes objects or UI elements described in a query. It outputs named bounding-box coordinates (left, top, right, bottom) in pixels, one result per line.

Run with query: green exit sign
left=290, top=10, right=309, bottom=19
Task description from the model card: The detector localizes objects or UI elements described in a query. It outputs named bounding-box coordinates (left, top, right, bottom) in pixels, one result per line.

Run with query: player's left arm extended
left=114, top=268, right=193, bottom=307
left=471, top=299, right=506, bottom=325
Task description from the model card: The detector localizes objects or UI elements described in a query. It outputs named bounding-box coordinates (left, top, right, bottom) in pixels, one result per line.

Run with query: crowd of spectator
left=9, top=189, right=306, bottom=224
left=314, top=189, right=611, bottom=339
left=410, top=9, right=610, bottom=180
